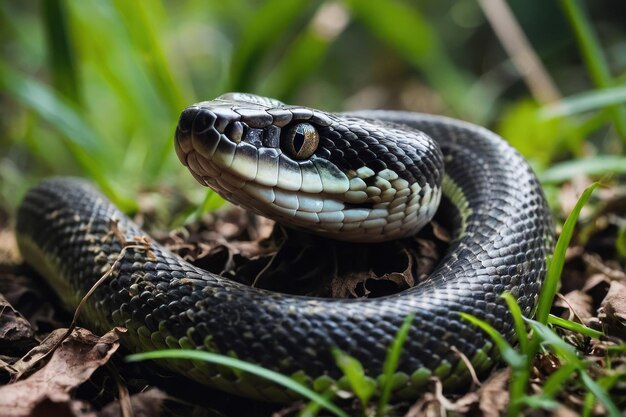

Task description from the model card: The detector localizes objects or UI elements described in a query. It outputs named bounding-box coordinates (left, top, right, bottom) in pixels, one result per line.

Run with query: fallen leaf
left=11, top=328, right=68, bottom=379
left=551, top=405, right=579, bottom=417
left=557, top=290, right=594, bottom=323
left=478, top=369, right=509, bottom=417
left=0, top=229, right=21, bottom=264
left=598, top=280, right=626, bottom=338
left=0, top=327, right=122, bottom=417
left=404, top=392, right=442, bottom=417
left=0, top=293, right=36, bottom=354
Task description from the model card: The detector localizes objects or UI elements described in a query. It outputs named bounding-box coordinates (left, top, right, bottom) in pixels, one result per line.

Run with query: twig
left=478, top=0, right=561, bottom=104
left=451, top=345, right=482, bottom=387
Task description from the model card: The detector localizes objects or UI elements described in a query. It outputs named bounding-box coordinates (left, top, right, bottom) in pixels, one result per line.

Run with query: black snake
left=16, top=93, right=554, bottom=401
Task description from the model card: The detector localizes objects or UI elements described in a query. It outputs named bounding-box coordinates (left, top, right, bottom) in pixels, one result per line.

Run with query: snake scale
left=16, top=93, right=554, bottom=402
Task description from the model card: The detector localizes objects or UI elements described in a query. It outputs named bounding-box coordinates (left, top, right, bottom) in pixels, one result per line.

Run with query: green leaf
left=539, top=156, right=626, bottom=184
left=519, top=395, right=561, bottom=410
left=547, top=314, right=603, bottom=339
left=332, top=349, right=376, bottom=408
left=526, top=319, right=582, bottom=365
left=228, top=0, right=311, bottom=92
left=536, top=182, right=599, bottom=325
left=345, top=0, right=484, bottom=121
left=261, top=3, right=348, bottom=101
left=0, top=62, right=101, bottom=152
left=127, top=349, right=348, bottom=417
left=580, top=371, right=621, bottom=417
left=558, top=0, right=626, bottom=139
left=460, top=313, right=524, bottom=368
left=501, top=292, right=530, bottom=355
left=42, top=0, right=81, bottom=103
left=376, top=314, right=414, bottom=417
left=541, top=362, right=578, bottom=397
left=0, top=62, right=136, bottom=211
left=497, top=99, right=567, bottom=166
left=540, top=85, right=626, bottom=119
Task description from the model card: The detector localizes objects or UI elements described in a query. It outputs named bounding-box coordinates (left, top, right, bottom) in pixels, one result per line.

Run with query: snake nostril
left=192, top=110, right=217, bottom=134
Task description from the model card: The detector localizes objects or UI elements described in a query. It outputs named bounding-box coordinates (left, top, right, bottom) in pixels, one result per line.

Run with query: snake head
left=175, top=92, right=444, bottom=242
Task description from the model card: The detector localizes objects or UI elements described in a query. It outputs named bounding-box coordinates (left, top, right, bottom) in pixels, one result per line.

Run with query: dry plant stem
left=582, top=253, right=626, bottom=281
left=251, top=242, right=283, bottom=287
left=432, top=378, right=457, bottom=412
left=10, top=241, right=148, bottom=381
left=450, top=345, right=482, bottom=387
left=111, top=363, right=134, bottom=417
left=33, top=221, right=152, bottom=371
left=556, top=292, right=587, bottom=323
left=478, top=0, right=561, bottom=104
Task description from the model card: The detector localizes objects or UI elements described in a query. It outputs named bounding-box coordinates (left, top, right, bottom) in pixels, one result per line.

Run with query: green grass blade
left=541, top=362, right=578, bottom=397
left=540, top=85, right=626, bottom=119
left=332, top=349, right=375, bottom=409
left=501, top=292, right=530, bottom=354
left=526, top=319, right=581, bottom=365
left=536, top=182, right=599, bottom=325
left=127, top=349, right=348, bottom=417
left=539, top=156, right=626, bottom=184
left=345, top=0, right=485, bottom=121
left=579, top=371, right=621, bottom=417
left=41, top=0, right=81, bottom=103
left=0, top=62, right=136, bottom=211
left=519, top=395, right=560, bottom=411
left=547, top=314, right=603, bottom=339
left=461, top=310, right=527, bottom=417
left=558, top=0, right=626, bottom=139
left=228, top=0, right=311, bottom=92
left=261, top=4, right=348, bottom=101
left=0, top=62, right=101, bottom=153
left=376, top=313, right=414, bottom=417
left=459, top=313, right=524, bottom=368
left=616, top=224, right=626, bottom=259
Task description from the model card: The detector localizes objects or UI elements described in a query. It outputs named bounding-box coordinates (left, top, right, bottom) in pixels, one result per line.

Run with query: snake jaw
left=175, top=93, right=445, bottom=242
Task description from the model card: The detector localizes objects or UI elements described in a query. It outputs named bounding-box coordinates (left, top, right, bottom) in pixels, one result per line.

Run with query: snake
left=16, top=93, right=554, bottom=402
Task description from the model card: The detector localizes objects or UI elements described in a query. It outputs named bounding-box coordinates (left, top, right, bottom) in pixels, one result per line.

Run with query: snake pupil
left=293, top=130, right=305, bottom=153
left=282, top=123, right=319, bottom=160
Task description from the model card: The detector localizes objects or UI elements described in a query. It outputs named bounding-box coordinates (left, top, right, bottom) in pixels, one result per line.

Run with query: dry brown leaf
left=598, top=280, right=626, bottom=338
left=98, top=388, right=167, bottom=417
left=551, top=405, right=580, bottom=417
left=581, top=273, right=610, bottom=293
left=11, top=328, right=68, bottom=379
left=0, top=229, right=21, bottom=264
left=477, top=369, right=509, bottom=417
left=430, top=221, right=451, bottom=243
left=0, top=327, right=122, bottom=417
left=0, top=293, right=36, bottom=353
left=557, top=290, right=594, bottom=323
left=404, top=392, right=443, bottom=417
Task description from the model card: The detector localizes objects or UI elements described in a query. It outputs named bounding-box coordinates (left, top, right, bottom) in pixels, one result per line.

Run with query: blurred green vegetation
left=1, top=0, right=624, bottom=221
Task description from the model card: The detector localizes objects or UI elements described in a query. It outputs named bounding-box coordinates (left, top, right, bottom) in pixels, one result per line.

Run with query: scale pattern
left=16, top=107, right=554, bottom=402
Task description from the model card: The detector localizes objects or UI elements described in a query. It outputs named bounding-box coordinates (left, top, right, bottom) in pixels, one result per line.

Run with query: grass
left=462, top=182, right=615, bottom=417
left=127, top=350, right=349, bottom=417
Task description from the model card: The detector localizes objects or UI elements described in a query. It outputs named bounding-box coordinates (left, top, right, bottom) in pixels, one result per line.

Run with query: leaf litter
left=0, top=179, right=624, bottom=416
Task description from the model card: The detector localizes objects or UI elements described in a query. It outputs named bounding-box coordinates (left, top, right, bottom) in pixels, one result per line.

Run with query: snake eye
left=282, top=123, right=319, bottom=159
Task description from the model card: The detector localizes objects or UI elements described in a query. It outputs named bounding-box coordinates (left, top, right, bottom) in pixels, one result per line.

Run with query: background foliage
left=1, top=0, right=624, bottom=222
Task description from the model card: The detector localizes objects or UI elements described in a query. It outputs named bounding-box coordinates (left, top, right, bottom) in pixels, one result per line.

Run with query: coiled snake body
left=16, top=93, right=554, bottom=401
